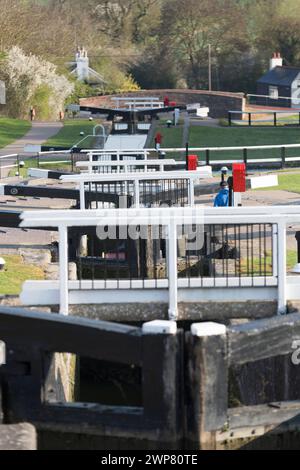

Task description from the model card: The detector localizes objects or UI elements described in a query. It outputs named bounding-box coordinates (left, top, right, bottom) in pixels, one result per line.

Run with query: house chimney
left=270, top=52, right=283, bottom=70
left=75, top=46, right=89, bottom=81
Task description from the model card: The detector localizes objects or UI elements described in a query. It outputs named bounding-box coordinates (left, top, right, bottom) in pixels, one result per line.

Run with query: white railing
left=19, top=206, right=300, bottom=319
left=60, top=170, right=212, bottom=209
left=111, top=97, right=161, bottom=109
left=82, top=149, right=150, bottom=160
left=81, top=144, right=300, bottom=166
left=0, top=154, right=19, bottom=178
left=247, top=93, right=300, bottom=107
left=76, top=158, right=182, bottom=174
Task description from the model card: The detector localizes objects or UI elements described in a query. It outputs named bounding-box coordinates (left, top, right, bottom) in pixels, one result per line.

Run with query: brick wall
left=80, top=89, right=245, bottom=118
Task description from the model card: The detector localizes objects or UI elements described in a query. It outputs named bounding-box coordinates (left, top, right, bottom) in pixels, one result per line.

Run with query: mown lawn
left=0, top=117, right=31, bottom=149
left=240, top=250, right=297, bottom=275
left=9, top=156, right=72, bottom=177
left=187, top=126, right=300, bottom=162
left=151, top=125, right=183, bottom=148
left=0, top=254, right=44, bottom=295
left=45, top=119, right=101, bottom=149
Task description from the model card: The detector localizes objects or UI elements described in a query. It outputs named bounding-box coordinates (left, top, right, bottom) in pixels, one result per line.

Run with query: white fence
left=60, top=170, right=212, bottom=209
left=0, top=154, right=19, bottom=178
left=76, top=158, right=183, bottom=174
left=19, top=206, right=300, bottom=319
left=82, top=144, right=300, bottom=167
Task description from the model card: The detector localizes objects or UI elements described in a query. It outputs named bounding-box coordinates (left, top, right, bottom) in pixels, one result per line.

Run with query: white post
left=167, top=220, right=178, bottom=320
left=272, top=223, right=278, bottom=278
left=0, top=340, right=6, bottom=365
left=234, top=192, right=242, bottom=207
left=79, top=181, right=86, bottom=209
left=188, top=179, right=195, bottom=207
left=134, top=179, right=140, bottom=208
left=59, top=225, right=69, bottom=316
left=277, top=220, right=287, bottom=315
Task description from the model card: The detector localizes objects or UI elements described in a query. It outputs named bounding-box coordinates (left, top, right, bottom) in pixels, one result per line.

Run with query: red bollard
left=187, top=155, right=198, bottom=171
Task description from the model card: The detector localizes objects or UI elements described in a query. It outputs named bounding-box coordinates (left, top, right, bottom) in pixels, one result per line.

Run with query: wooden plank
left=0, top=307, right=142, bottom=366
left=228, top=401, right=300, bottom=429
left=0, top=341, right=5, bottom=424
left=228, top=313, right=300, bottom=365
left=142, top=330, right=183, bottom=443
left=185, top=324, right=228, bottom=448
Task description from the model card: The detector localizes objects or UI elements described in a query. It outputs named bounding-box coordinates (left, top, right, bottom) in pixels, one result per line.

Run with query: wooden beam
left=228, top=401, right=300, bottom=429
left=0, top=307, right=142, bottom=365
left=228, top=312, right=300, bottom=365
left=185, top=323, right=228, bottom=449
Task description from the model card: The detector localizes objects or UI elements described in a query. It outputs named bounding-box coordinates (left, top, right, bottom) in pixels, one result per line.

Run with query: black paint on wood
left=185, top=331, right=228, bottom=448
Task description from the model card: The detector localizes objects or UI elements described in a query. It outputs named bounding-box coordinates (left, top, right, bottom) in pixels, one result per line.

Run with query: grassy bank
left=240, top=250, right=297, bottom=275
left=0, top=254, right=44, bottom=295
left=45, top=119, right=101, bottom=149
left=187, top=126, right=300, bottom=162
left=150, top=124, right=300, bottom=162
left=0, top=117, right=31, bottom=149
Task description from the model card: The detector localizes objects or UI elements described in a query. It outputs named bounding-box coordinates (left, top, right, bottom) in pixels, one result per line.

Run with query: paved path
left=0, top=121, right=63, bottom=157
left=0, top=121, right=63, bottom=179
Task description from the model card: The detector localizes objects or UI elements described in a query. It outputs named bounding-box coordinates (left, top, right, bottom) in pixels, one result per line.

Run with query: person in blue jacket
left=214, top=181, right=229, bottom=207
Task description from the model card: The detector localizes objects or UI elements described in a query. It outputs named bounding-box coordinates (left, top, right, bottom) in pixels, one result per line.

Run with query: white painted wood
left=24, top=144, right=42, bottom=153
left=59, top=226, right=69, bottom=316
left=19, top=206, right=300, bottom=317
left=250, top=175, right=278, bottom=189
left=196, top=107, right=209, bottom=117
left=191, top=322, right=226, bottom=337
left=20, top=282, right=279, bottom=307
left=0, top=341, right=5, bottom=366
left=142, top=321, right=177, bottom=335
left=134, top=179, right=140, bottom=208
left=60, top=170, right=208, bottom=183
left=278, top=221, right=287, bottom=314
left=272, top=224, right=278, bottom=278
left=28, top=168, right=49, bottom=179
left=76, top=159, right=177, bottom=170
left=233, top=192, right=242, bottom=207
left=79, top=181, right=86, bottom=210
left=167, top=221, right=178, bottom=320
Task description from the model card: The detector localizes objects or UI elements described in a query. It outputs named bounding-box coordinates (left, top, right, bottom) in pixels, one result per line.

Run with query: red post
left=232, top=163, right=246, bottom=193
left=187, top=155, right=198, bottom=171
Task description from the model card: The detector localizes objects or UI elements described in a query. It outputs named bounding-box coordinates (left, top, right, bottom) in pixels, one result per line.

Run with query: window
left=269, top=86, right=279, bottom=99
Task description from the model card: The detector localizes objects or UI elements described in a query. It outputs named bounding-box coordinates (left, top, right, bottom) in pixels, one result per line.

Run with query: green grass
left=0, top=117, right=31, bottom=149
left=254, top=173, right=300, bottom=193
left=45, top=119, right=101, bottom=149
left=240, top=250, right=297, bottom=275
left=0, top=254, right=44, bottom=295
left=187, top=126, right=300, bottom=162
left=9, top=157, right=72, bottom=177
left=151, top=125, right=183, bottom=148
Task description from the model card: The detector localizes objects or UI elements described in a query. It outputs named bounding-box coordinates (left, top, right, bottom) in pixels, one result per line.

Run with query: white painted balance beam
left=76, top=159, right=179, bottom=173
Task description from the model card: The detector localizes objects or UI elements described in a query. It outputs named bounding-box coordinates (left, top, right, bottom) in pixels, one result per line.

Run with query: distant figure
left=59, top=110, right=65, bottom=121
left=155, top=131, right=163, bottom=150
left=164, top=96, right=170, bottom=107
left=29, top=106, right=36, bottom=121
left=214, top=181, right=229, bottom=207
